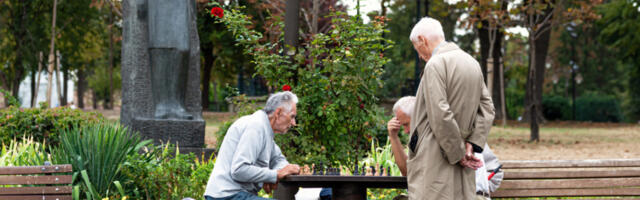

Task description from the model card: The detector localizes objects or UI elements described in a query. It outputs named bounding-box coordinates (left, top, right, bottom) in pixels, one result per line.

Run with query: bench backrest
left=0, top=164, right=73, bottom=200
left=492, top=159, right=640, bottom=198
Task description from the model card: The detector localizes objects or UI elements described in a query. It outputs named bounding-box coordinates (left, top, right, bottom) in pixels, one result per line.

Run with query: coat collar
left=433, top=42, right=460, bottom=56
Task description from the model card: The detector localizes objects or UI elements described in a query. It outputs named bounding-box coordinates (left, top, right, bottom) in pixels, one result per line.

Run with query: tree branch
left=105, top=0, right=122, bottom=17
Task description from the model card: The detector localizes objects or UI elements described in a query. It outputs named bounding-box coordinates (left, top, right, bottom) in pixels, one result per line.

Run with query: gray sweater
left=204, top=110, right=289, bottom=198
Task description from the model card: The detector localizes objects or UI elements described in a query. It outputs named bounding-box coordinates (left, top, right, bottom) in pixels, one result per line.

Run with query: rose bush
left=211, top=3, right=392, bottom=168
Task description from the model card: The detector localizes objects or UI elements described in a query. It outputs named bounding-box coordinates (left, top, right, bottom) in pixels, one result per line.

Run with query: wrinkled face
left=395, top=110, right=411, bottom=134
left=272, top=104, right=297, bottom=134
left=412, top=36, right=432, bottom=62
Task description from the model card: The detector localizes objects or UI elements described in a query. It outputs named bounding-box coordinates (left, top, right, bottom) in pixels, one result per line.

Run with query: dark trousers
left=205, top=191, right=273, bottom=200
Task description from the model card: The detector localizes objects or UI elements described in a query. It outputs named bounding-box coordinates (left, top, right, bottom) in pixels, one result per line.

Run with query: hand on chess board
left=277, top=164, right=300, bottom=180
left=262, top=182, right=278, bottom=194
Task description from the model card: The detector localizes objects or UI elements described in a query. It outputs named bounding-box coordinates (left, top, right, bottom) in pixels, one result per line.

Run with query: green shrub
left=216, top=4, right=391, bottom=168
left=51, top=123, right=151, bottom=200
left=575, top=94, right=624, bottom=122
left=542, top=95, right=571, bottom=121
left=120, top=144, right=214, bottom=200
left=0, top=106, right=103, bottom=146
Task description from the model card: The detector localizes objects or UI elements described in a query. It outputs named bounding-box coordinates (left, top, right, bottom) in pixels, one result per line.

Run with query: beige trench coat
left=408, top=42, right=495, bottom=200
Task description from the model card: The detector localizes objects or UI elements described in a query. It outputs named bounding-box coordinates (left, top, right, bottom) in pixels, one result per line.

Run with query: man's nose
left=291, top=118, right=296, bottom=126
left=404, top=128, right=410, bottom=134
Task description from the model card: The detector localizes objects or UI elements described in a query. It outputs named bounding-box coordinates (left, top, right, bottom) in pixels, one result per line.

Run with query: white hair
left=409, top=17, right=445, bottom=43
left=263, top=91, right=299, bottom=114
left=392, top=96, right=416, bottom=116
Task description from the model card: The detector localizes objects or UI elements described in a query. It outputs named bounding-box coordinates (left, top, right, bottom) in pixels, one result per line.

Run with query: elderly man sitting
left=388, top=96, right=503, bottom=200
left=204, top=91, right=301, bottom=200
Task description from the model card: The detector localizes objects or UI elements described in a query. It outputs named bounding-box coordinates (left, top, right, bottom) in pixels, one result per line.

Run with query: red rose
left=211, top=7, right=224, bottom=18
left=282, top=84, right=292, bottom=91
left=360, top=103, right=365, bottom=109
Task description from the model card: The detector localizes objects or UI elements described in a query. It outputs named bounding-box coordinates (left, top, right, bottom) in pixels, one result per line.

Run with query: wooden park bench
left=0, top=163, right=73, bottom=200
left=492, top=159, right=640, bottom=198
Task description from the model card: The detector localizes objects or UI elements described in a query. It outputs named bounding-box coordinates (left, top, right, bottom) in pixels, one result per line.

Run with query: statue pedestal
left=132, top=117, right=206, bottom=147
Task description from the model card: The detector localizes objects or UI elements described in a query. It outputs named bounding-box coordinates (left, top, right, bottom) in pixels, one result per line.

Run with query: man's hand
left=387, top=117, right=401, bottom=138
left=460, top=142, right=483, bottom=169
left=263, top=182, right=278, bottom=194
left=277, top=164, right=300, bottom=180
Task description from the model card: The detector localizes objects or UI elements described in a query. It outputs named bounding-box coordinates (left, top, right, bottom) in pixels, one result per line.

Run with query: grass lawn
left=97, top=109, right=640, bottom=160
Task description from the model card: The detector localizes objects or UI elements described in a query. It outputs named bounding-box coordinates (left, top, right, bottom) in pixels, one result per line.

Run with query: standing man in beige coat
left=407, top=17, right=495, bottom=200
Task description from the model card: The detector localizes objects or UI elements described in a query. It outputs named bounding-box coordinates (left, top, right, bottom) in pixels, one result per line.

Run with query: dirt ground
left=488, top=121, right=640, bottom=160
left=96, top=110, right=640, bottom=161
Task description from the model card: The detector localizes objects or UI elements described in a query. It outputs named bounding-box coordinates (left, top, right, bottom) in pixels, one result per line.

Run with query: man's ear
left=274, top=107, right=282, bottom=118
left=419, top=35, right=429, bottom=48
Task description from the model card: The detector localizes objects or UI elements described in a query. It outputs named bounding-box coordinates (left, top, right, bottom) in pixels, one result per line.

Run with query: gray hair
left=409, top=17, right=445, bottom=43
left=263, top=91, right=299, bottom=114
left=392, top=96, right=416, bottom=116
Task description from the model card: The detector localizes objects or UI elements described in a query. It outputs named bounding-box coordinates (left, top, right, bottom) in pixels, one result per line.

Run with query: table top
left=280, top=175, right=408, bottom=188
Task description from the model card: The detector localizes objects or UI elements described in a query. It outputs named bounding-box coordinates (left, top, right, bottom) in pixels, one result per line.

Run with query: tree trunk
left=212, top=80, right=218, bottom=111
left=107, top=6, right=114, bottom=110
left=77, top=67, right=85, bottom=109
left=46, top=0, right=58, bottom=108
left=30, top=66, right=36, bottom=107
left=500, top=58, right=507, bottom=126
left=201, top=46, right=215, bottom=110
left=33, top=52, right=44, bottom=107
left=491, top=31, right=504, bottom=120
left=55, top=51, right=63, bottom=106
left=93, top=90, right=98, bottom=109
left=62, top=66, right=68, bottom=106
left=312, top=0, right=319, bottom=34
left=527, top=37, right=540, bottom=142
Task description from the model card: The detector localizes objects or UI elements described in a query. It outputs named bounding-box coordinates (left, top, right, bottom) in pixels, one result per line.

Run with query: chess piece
left=312, top=164, right=316, bottom=175
left=361, top=164, right=367, bottom=176
left=382, top=167, right=387, bottom=176
left=366, top=167, right=372, bottom=176
left=371, top=166, right=376, bottom=176
left=379, top=165, right=384, bottom=176
left=354, top=163, right=359, bottom=176
left=387, top=166, right=391, bottom=176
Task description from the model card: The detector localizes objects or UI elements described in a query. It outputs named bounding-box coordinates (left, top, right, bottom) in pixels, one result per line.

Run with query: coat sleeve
left=423, top=62, right=466, bottom=165
left=270, top=144, right=289, bottom=170
left=467, top=83, right=495, bottom=150
left=230, top=129, right=278, bottom=184
left=483, top=145, right=503, bottom=192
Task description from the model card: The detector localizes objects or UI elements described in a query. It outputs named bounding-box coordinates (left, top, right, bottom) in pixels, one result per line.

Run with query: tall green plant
left=212, top=3, right=392, bottom=167
left=51, top=123, right=151, bottom=199
left=0, top=136, right=50, bottom=166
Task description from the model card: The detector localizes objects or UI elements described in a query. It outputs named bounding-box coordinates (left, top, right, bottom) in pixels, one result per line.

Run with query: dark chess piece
left=387, top=166, right=391, bottom=176
left=371, top=166, right=376, bottom=176
left=361, top=164, right=366, bottom=176
left=354, top=163, right=359, bottom=176
left=312, top=164, right=317, bottom=175
left=379, top=165, right=384, bottom=176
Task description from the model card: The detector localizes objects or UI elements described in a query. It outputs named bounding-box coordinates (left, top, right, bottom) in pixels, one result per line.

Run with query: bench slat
left=0, top=165, right=73, bottom=175
left=0, top=175, right=73, bottom=185
left=0, top=186, right=72, bottom=195
left=500, top=177, right=640, bottom=189
left=492, top=188, right=640, bottom=197
left=0, top=195, right=72, bottom=200
left=502, top=159, right=640, bottom=169
left=504, top=169, right=640, bottom=179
